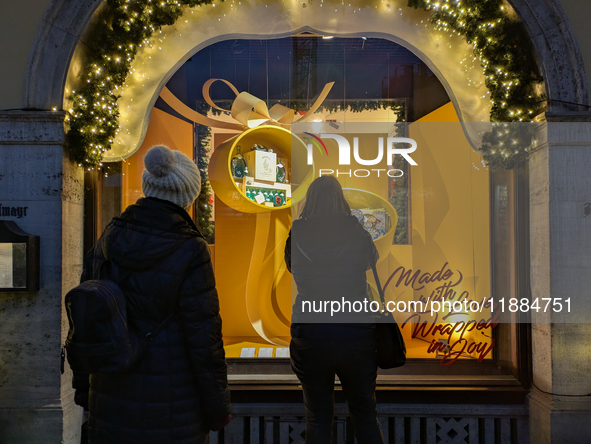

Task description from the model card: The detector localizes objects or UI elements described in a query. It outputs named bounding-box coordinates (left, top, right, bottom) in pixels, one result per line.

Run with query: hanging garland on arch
left=66, top=0, right=213, bottom=169
left=408, top=0, right=545, bottom=169
left=194, top=101, right=215, bottom=241
left=206, top=99, right=406, bottom=122
left=66, top=0, right=544, bottom=171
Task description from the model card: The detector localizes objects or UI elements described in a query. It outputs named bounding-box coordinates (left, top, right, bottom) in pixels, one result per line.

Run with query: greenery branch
left=408, top=0, right=544, bottom=169
left=66, top=0, right=544, bottom=173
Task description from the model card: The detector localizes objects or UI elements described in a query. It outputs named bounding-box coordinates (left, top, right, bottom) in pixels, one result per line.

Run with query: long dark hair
left=299, top=176, right=352, bottom=219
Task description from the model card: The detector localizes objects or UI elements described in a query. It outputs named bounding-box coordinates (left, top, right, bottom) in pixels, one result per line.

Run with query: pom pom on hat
left=144, top=145, right=176, bottom=178
left=142, top=145, right=201, bottom=208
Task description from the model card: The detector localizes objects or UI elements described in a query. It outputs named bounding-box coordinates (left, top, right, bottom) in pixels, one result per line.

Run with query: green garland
left=207, top=99, right=406, bottom=121
left=65, top=0, right=215, bottom=239
left=408, top=0, right=544, bottom=169
left=66, top=0, right=212, bottom=169
left=66, top=0, right=544, bottom=172
left=194, top=105, right=214, bottom=241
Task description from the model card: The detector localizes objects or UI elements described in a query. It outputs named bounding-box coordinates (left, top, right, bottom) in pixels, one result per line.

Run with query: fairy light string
left=408, top=0, right=544, bottom=168
left=66, top=0, right=211, bottom=168
left=67, top=0, right=544, bottom=171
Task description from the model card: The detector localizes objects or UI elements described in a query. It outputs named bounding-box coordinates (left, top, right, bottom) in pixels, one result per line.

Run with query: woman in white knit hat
left=73, top=145, right=231, bottom=444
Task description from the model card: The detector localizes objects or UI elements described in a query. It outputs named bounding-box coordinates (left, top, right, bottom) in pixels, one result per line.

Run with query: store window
left=85, top=36, right=529, bottom=386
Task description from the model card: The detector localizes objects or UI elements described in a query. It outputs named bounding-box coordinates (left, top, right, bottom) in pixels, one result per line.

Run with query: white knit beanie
left=142, top=145, right=201, bottom=208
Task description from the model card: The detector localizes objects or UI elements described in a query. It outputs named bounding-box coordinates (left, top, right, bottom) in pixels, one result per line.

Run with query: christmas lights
left=408, top=0, right=544, bottom=168
left=67, top=0, right=543, bottom=173
left=67, top=0, right=212, bottom=168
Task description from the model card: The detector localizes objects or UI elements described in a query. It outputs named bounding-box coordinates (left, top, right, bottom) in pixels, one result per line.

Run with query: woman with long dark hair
left=285, top=175, right=384, bottom=444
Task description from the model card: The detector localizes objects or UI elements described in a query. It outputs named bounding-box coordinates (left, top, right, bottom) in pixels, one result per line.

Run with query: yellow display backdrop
left=215, top=199, right=293, bottom=350
left=210, top=126, right=313, bottom=350
left=391, top=104, right=492, bottom=363
left=121, top=108, right=194, bottom=210
left=405, top=107, right=491, bottom=312
left=115, top=102, right=492, bottom=362
left=214, top=103, right=493, bottom=364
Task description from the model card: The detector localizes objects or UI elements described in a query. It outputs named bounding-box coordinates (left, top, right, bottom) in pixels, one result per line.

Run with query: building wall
left=559, top=0, right=591, bottom=98
left=0, top=112, right=84, bottom=443
left=0, top=1, right=590, bottom=110
left=0, top=0, right=52, bottom=109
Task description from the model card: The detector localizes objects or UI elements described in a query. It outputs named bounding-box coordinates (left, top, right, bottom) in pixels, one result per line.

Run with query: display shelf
left=209, top=125, right=313, bottom=213
left=235, top=178, right=292, bottom=197
left=234, top=177, right=292, bottom=207
left=224, top=339, right=291, bottom=359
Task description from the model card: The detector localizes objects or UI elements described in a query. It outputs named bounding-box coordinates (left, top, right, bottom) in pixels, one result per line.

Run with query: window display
left=85, top=36, right=526, bottom=384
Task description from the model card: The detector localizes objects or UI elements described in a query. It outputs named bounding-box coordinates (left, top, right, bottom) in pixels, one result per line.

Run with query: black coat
left=285, top=214, right=379, bottom=337
left=75, top=197, right=230, bottom=444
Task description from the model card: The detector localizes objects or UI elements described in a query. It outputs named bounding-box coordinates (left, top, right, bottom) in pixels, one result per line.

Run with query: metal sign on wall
left=0, top=220, right=39, bottom=292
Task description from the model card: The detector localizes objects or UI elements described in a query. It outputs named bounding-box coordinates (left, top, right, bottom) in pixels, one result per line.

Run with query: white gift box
left=244, top=150, right=277, bottom=182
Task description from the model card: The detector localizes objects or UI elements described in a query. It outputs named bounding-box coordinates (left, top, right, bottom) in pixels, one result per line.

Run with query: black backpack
left=64, top=260, right=175, bottom=374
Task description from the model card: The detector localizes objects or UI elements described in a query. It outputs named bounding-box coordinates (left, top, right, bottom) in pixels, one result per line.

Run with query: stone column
left=528, top=112, right=591, bottom=444
left=0, top=111, right=84, bottom=443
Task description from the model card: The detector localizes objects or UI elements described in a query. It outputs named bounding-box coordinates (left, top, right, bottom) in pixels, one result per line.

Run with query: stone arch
left=24, top=0, right=100, bottom=110
left=24, top=0, right=588, bottom=117
left=508, top=0, right=588, bottom=108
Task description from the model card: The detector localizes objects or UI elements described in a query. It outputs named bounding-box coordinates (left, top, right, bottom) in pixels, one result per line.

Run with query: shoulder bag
left=368, top=247, right=406, bottom=369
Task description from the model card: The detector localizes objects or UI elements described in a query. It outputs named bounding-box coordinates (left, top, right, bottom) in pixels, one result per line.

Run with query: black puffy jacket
left=285, top=214, right=379, bottom=336
left=74, top=197, right=230, bottom=444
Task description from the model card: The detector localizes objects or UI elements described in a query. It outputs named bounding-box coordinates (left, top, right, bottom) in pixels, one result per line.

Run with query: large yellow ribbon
left=160, top=79, right=334, bottom=131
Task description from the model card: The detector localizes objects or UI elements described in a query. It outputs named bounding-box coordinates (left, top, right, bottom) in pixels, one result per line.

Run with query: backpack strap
left=99, top=259, right=132, bottom=284
left=98, top=258, right=172, bottom=342
left=369, top=249, right=387, bottom=308
left=98, top=236, right=193, bottom=343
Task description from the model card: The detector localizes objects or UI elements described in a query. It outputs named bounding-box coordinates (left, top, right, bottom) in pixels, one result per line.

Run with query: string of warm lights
left=66, top=0, right=212, bottom=169
left=408, top=0, right=544, bottom=169
left=67, top=0, right=543, bottom=171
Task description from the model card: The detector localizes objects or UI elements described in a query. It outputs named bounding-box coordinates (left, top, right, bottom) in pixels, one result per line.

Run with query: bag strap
left=366, top=241, right=393, bottom=320
left=142, top=237, right=195, bottom=342
left=368, top=251, right=386, bottom=307
left=145, top=283, right=183, bottom=342
left=295, top=241, right=313, bottom=263
left=99, top=259, right=132, bottom=283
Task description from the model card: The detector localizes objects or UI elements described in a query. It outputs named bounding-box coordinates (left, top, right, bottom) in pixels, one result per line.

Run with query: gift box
left=244, top=150, right=277, bottom=182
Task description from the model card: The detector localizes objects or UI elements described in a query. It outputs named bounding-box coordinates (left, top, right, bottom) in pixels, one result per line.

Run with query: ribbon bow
left=160, top=79, right=334, bottom=131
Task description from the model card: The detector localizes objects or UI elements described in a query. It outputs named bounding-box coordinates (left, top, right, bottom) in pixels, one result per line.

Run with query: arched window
left=85, top=36, right=529, bottom=392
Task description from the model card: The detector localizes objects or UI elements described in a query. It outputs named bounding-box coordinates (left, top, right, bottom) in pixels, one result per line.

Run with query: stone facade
left=0, top=111, right=84, bottom=443
left=528, top=116, right=591, bottom=444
